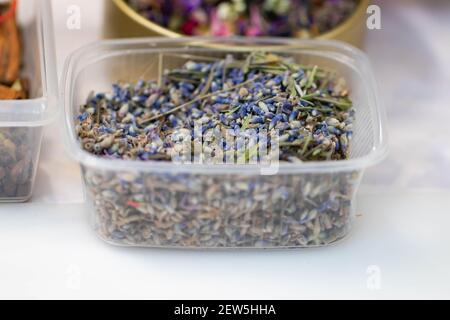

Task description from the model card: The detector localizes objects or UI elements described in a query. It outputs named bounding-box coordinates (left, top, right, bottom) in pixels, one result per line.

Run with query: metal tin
left=104, top=0, right=370, bottom=48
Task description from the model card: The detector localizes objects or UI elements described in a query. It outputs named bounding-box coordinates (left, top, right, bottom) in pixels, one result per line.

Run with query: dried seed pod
left=0, top=2, right=20, bottom=85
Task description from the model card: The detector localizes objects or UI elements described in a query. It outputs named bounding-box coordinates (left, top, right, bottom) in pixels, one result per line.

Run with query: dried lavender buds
left=77, top=51, right=359, bottom=248
left=85, top=169, right=361, bottom=248
left=0, top=0, right=28, bottom=100
left=77, top=52, right=354, bottom=163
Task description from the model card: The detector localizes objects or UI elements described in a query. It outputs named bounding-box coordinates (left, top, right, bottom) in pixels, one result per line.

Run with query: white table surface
left=0, top=0, right=449, bottom=299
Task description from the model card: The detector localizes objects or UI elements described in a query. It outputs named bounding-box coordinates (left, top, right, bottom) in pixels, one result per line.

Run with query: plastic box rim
left=61, top=37, right=388, bottom=174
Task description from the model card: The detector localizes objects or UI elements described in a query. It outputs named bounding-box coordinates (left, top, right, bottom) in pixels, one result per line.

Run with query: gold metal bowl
left=104, top=0, right=370, bottom=48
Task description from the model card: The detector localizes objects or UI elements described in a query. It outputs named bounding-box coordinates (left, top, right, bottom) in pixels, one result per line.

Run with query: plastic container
left=62, top=38, right=387, bottom=248
left=0, top=0, right=58, bottom=202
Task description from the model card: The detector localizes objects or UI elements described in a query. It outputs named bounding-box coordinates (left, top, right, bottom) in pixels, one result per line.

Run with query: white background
left=0, top=0, right=449, bottom=299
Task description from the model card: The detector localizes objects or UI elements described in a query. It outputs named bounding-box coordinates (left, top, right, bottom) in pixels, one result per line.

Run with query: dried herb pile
left=78, top=51, right=358, bottom=248
left=77, top=51, right=354, bottom=164
left=0, top=0, right=27, bottom=100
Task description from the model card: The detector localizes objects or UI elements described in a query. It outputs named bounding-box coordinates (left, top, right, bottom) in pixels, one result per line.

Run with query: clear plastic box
left=62, top=38, right=387, bottom=248
left=0, top=0, right=58, bottom=202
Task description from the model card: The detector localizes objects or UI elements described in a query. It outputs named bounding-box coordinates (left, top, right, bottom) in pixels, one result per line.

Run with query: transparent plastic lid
left=0, top=0, right=58, bottom=127
left=62, top=37, right=388, bottom=174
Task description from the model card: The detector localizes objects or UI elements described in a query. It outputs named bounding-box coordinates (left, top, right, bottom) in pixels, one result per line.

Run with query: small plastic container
left=62, top=38, right=387, bottom=248
left=0, top=0, right=58, bottom=202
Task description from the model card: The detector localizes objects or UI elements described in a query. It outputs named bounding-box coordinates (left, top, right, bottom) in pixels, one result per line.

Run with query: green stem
left=140, top=75, right=262, bottom=124
left=306, top=66, right=318, bottom=89
left=312, top=97, right=352, bottom=110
